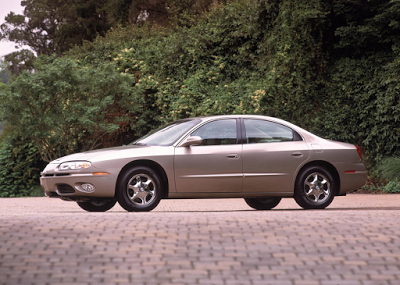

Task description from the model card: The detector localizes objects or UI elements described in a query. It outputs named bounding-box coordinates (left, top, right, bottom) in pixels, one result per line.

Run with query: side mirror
left=180, top=136, right=203, bottom=147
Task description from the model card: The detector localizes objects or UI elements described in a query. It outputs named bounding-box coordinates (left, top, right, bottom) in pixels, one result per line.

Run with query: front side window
left=131, top=119, right=201, bottom=146
left=244, top=119, right=300, bottom=143
left=191, top=119, right=237, bottom=146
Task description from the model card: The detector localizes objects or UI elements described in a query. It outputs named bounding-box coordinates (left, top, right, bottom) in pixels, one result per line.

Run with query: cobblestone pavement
left=1, top=194, right=400, bottom=285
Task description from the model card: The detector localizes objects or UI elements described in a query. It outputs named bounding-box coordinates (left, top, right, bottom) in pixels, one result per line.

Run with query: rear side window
left=244, top=119, right=301, bottom=143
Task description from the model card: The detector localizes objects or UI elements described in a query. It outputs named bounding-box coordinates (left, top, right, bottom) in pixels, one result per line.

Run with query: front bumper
left=40, top=163, right=117, bottom=198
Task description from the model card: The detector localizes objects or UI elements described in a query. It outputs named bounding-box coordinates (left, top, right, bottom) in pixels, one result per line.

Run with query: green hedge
left=2, top=0, right=400, bottom=196
left=0, top=137, right=43, bottom=197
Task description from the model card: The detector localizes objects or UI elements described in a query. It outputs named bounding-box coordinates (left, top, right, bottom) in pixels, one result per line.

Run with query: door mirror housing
left=180, top=136, right=203, bottom=147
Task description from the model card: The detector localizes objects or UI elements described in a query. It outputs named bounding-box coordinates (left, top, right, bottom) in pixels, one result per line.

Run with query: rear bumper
left=333, top=162, right=368, bottom=194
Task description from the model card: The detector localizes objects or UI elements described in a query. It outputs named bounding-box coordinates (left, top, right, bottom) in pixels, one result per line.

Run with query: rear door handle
left=291, top=152, right=304, bottom=158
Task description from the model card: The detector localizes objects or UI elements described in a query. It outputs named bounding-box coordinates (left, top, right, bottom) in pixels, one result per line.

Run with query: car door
left=174, top=118, right=242, bottom=193
left=242, top=118, right=309, bottom=194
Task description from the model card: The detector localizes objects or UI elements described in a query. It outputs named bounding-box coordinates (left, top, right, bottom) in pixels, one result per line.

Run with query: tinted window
left=244, top=119, right=298, bottom=143
left=191, top=119, right=237, bottom=145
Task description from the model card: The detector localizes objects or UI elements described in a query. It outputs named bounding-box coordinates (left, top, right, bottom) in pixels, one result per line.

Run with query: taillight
left=355, top=145, right=362, bottom=159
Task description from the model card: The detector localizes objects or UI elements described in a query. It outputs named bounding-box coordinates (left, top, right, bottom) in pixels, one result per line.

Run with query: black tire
left=77, top=199, right=117, bottom=212
left=244, top=197, right=282, bottom=210
left=294, top=166, right=336, bottom=209
left=117, top=166, right=162, bottom=212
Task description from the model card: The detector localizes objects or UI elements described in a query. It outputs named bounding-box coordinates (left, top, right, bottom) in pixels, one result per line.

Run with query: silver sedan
left=40, top=115, right=367, bottom=212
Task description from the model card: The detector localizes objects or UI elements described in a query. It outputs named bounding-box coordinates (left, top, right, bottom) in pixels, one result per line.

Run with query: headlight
left=59, top=161, right=91, bottom=171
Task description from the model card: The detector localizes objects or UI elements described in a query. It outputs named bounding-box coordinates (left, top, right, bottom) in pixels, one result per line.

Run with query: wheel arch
left=116, top=160, right=169, bottom=198
left=295, top=160, right=341, bottom=195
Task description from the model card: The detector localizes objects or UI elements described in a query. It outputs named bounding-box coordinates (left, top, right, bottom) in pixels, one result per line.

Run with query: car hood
left=50, top=145, right=147, bottom=164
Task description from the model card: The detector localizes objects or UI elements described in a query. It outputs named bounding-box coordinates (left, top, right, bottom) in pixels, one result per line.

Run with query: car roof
left=196, top=114, right=297, bottom=128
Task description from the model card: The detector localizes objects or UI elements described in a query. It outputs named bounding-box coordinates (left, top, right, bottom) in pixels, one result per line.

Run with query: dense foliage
left=0, top=0, right=218, bottom=75
left=0, top=137, right=43, bottom=197
left=0, top=56, right=136, bottom=162
left=1, top=0, right=400, bottom=196
left=323, top=0, right=400, bottom=165
left=0, top=67, right=10, bottom=84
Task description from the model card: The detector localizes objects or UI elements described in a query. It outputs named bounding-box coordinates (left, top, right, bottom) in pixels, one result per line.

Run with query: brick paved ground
left=1, top=194, right=400, bottom=285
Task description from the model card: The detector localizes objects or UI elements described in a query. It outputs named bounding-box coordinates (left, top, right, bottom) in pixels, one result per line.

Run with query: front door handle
left=227, top=154, right=239, bottom=159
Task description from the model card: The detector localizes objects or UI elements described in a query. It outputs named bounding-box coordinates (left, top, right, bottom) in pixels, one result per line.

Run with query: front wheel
left=117, top=166, right=162, bottom=212
left=294, top=166, right=336, bottom=209
left=77, top=199, right=117, bottom=212
left=244, top=197, right=282, bottom=210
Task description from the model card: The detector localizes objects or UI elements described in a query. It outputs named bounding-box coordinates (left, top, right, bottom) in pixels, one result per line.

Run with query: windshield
left=131, top=119, right=201, bottom=146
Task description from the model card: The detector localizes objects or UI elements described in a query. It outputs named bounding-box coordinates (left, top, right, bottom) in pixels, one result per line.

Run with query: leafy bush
left=0, top=136, right=44, bottom=197
left=368, top=157, right=400, bottom=193
left=383, top=181, right=400, bottom=194
left=67, top=0, right=400, bottom=172
left=2, top=0, right=400, bottom=196
left=0, top=55, right=138, bottom=162
left=360, top=183, right=385, bottom=193
left=376, top=157, right=400, bottom=182
left=106, top=0, right=329, bottom=131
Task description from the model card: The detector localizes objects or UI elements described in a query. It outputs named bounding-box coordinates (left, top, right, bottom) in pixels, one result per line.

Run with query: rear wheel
left=117, top=166, right=162, bottom=212
left=294, top=166, right=336, bottom=209
left=77, top=199, right=117, bottom=212
left=244, top=197, right=282, bottom=210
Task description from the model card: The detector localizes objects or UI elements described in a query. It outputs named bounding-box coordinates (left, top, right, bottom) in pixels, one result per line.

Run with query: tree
left=0, top=0, right=219, bottom=75
left=3, top=50, right=36, bottom=75
left=1, top=0, right=73, bottom=56
left=113, top=0, right=219, bottom=27
left=0, top=0, right=123, bottom=55
left=0, top=55, right=137, bottom=162
left=332, top=0, right=400, bottom=58
left=165, top=0, right=219, bottom=27
left=0, top=67, right=11, bottom=84
left=0, top=0, right=116, bottom=74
